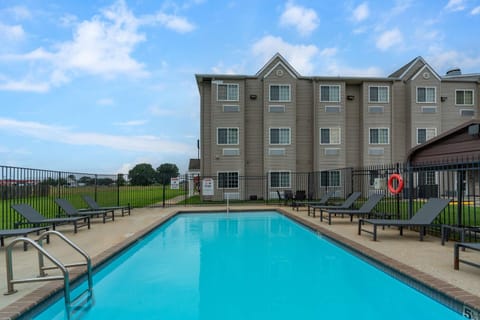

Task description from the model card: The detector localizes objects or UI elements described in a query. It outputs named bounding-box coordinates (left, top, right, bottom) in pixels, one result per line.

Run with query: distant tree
left=129, top=163, right=156, bottom=186
left=156, top=163, right=179, bottom=185
left=79, top=176, right=95, bottom=186
left=117, top=174, right=126, bottom=186
left=97, top=178, right=114, bottom=186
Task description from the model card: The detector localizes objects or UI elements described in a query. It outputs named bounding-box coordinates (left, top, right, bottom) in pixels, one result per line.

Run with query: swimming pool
left=31, top=211, right=464, bottom=319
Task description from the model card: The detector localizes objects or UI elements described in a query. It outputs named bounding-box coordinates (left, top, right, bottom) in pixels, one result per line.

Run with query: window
left=217, top=128, right=239, bottom=145
left=217, top=84, right=239, bottom=101
left=269, top=105, right=285, bottom=113
left=369, top=128, right=389, bottom=144
left=325, top=106, right=341, bottom=113
left=320, top=85, right=340, bottom=102
left=418, top=171, right=436, bottom=185
left=461, top=109, right=475, bottom=117
left=320, top=128, right=341, bottom=144
left=369, top=86, right=389, bottom=103
left=269, top=85, right=290, bottom=102
left=270, top=171, right=290, bottom=188
left=417, top=87, right=436, bottom=103
left=270, top=128, right=291, bottom=145
left=320, top=170, right=340, bottom=187
left=416, top=128, right=436, bottom=144
left=218, top=172, right=239, bottom=188
left=456, top=90, right=474, bottom=105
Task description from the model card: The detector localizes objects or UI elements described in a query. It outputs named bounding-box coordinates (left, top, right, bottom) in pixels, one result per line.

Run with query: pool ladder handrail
left=4, top=230, right=93, bottom=316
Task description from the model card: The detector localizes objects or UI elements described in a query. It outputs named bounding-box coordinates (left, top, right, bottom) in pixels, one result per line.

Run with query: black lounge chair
left=55, top=198, right=114, bottom=223
left=82, top=195, right=131, bottom=216
left=308, top=192, right=361, bottom=217
left=293, top=191, right=334, bottom=212
left=1, top=226, right=50, bottom=251
left=276, top=190, right=293, bottom=206
left=454, top=242, right=480, bottom=270
left=319, top=194, right=385, bottom=225
left=12, top=203, right=90, bottom=233
left=358, top=198, right=451, bottom=241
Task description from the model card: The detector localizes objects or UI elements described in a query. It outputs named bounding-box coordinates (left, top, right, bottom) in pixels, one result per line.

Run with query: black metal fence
left=1, top=161, right=480, bottom=240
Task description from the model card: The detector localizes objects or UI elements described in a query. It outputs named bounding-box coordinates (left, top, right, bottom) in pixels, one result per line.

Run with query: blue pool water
left=33, top=211, right=464, bottom=319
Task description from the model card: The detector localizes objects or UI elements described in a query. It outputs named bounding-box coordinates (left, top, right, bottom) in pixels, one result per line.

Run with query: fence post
left=407, top=161, right=414, bottom=219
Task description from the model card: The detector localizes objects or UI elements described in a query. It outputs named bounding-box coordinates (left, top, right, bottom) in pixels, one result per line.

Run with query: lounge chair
left=12, top=203, right=90, bottom=233
left=308, top=192, right=361, bottom=217
left=319, top=194, right=385, bottom=225
left=358, top=198, right=451, bottom=241
left=454, top=242, right=480, bottom=270
left=82, top=195, right=131, bottom=216
left=1, top=226, right=50, bottom=251
left=294, top=191, right=334, bottom=213
left=276, top=190, right=293, bottom=206
left=55, top=198, right=114, bottom=223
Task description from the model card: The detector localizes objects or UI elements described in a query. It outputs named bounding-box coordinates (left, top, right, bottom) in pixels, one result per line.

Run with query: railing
left=4, top=231, right=93, bottom=317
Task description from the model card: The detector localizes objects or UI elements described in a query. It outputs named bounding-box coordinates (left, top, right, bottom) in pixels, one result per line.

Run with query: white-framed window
left=217, top=84, right=239, bottom=101
left=218, top=171, right=239, bottom=188
left=320, top=170, right=340, bottom=187
left=417, top=87, right=436, bottom=103
left=418, top=171, right=437, bottom=185
left=269, top=128, right=291, bottom=145
left=270, top=171, right=291, bottom=188
left=217, top=128, right=239, bottom=145
left=416, top=128, right=437, bottom=144
left=456, top=89, right=474, bottom=106
left=320, top=128, right=341, bottom=145
left=269, top=84, right=291, bottom=102
left=320, top=85, right=341, bottom=102
left=369, top=128, right=389, bottom=144
left=369, top=86, right=389, bottom=103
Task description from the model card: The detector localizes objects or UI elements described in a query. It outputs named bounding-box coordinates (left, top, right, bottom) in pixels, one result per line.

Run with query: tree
left=128, top=163, right=156, bottom=186
left=156, top=163, right=179, bottom=185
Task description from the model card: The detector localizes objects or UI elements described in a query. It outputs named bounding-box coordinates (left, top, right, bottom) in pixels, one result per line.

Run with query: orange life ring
left=388, top=173, right=404, bottom=194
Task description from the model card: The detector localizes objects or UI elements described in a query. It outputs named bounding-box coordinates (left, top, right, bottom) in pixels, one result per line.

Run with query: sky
left=0, top=0, right=479, bottom=174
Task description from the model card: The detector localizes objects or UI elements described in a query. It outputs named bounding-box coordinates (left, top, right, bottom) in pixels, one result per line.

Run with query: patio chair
left=294, top=191, right=334, bottom=213
left=55, top=198, right=114, bottom=223
left=1, top=226, right=50, bottom=251
left=12, top=203, right=90, bottom=233
left=276, top=190, right=293, bottom=206
left=454, top=242, right=480, bottom=270
left=81, top=195, right=131, bottom=216
left=358, top=198, right=451, bottom=241
left=319, top=194, right=385, bottom=225
left=308, top=192, right=361, bottom=217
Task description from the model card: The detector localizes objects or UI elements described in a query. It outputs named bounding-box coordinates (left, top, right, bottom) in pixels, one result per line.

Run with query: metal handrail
left=4, top=231, right=93, bottom=316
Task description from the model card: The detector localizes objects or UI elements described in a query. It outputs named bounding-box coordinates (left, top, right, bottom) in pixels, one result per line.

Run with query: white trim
left=416, top=86, right=437, bottom=103
left=263, top=61, right=299, bottom=79
left=368, top=85, right=390, bottom=103
left=216, top=127, right=239, bottom=145
left=369, top=127, right=390, bottom=144
left=325, top=105, right=341, bottom=112
left=216, top=171, right=240, bottom=189
left=319, top=84, right=341, bottom=102
left=269, top=84, right=291, bottom=102
left=223, top=105, right=240, bottom=112
left=319, top=170, right=341, bottom=187
left=368, top=147, right=385, bottom=155
left=324, top=148, right=340, bottom=156
left=416, top=127, right=437, bottom=145
left=269, top=127, right=291, bottom=145
left=268, top=148, right=286, bottom=156
left=319, top=127, right=341, bottom=145
left=268, top=170, right=292, bottom=188
left=455, top=89, right=475, bottom=106
left=411, top=64, right=442, bottom=81
left=460, top=109, right=475, bottom=117
left=217, top=83, right=239, bottom=101
left=222, top=148, right=240, bottom=156
left=269, top=105, right=286, bottom=113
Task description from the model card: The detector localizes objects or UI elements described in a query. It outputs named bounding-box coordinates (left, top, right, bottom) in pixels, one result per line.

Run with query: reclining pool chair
left=82, top=195, right=131, bottom=216
left=294, top=191, right=334, bottom=212
left=1, top=226, right=50, bottom=251
left=454, top=242, right=480, bottom=270
left=55, top=198, right=114, bottom=223
left=308, top=192, right=361, bottom=217
left=12, top=203, right=90, bottom=233
left=358, top=198, right=451, bottom=241
left=319, top=193, right=385, bottom=225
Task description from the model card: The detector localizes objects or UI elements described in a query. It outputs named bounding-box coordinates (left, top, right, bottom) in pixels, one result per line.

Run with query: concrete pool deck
left=0, top=205, right=479, bottom=319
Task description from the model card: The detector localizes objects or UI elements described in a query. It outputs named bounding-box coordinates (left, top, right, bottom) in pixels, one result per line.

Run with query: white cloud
left=97, top=98, right=114, bottom=106
left=279, top=2, right=319, bottom=36
left=319, top=47, right=338, bottom=57
left=0, top=23, right=25, bottom=41
left=353, top=3, right=369, bottom=22
left=376, top=28, right=403, bottom=51
left=0, top=78, right=49, bottom=93
left=149, top=105, right=178, bottom=116
left=427, top=48, right=480, bottom=73
left=324, top=63, right=383, bottom=77
left=471, top=6, right=480, bottom=15
left=445, top=0, right=466, bottom=11
left=0, top=117, right=190, bottom=154
left=114, top=120, right=147, bottom=126
left=154, top=13, right=195, bottom=33
left=252, top=35, right=319, bottom=74
left=4, top=6, right=32, bottom=20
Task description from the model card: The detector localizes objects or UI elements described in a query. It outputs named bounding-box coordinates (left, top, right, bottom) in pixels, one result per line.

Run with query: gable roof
left=388, top=56, right=441, bottom=81
left=255, top=53, right=301, bottom=79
